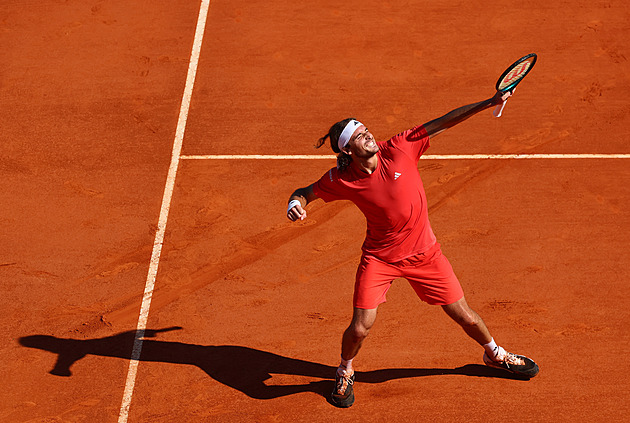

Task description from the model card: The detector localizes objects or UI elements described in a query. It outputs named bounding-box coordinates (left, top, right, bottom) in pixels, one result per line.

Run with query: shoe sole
left=331, top=391, right=355, bottom=408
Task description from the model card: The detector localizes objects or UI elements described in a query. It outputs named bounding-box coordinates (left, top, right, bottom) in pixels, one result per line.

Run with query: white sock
left=338, top=356, right=354, bottom=375
left=483, top=339, right=504, bottom=359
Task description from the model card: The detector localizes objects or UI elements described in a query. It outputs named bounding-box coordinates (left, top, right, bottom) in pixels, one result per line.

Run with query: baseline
left=180, top=154, right=630, bottom=160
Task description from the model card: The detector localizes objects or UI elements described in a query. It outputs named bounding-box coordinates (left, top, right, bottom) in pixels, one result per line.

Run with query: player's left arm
left=287, top=184, right=318, bottom=221
left=423, top=91, right=510, bottom=138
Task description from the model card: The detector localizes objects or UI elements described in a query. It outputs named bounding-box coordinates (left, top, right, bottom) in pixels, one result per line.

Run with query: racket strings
left=498, top=57, right=535, bottom=91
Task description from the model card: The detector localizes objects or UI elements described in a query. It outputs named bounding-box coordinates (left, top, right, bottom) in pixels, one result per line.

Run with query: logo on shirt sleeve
left=394, top=172, right=402, bottom=180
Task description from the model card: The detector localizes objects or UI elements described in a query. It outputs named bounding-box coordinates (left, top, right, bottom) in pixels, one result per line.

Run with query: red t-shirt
left=313, top=125, right=436, bottom=262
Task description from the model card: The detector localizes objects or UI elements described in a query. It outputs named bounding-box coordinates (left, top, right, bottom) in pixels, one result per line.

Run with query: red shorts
left=353, top=243, right=464, bottom=309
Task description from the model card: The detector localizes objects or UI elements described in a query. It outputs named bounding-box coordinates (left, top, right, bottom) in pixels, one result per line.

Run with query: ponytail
left=315, top=117, right=356, bottom=172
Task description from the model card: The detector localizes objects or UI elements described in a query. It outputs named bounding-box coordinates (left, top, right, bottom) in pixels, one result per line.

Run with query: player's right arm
left=423, top=91, right=511, bottom=138
left=287, top=184, right=318, bottom=221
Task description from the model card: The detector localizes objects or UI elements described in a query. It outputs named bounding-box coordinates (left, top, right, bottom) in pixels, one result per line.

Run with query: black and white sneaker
left=483, top=349, right=539, bottom=378
left=331, top=371, right=355, bottom=408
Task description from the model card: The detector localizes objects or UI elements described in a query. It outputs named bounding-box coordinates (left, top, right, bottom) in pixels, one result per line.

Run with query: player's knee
left=455, top=310, right=480, bottom=328
left=444, top=300, right=481, bottom=328
left=348, top=324, right=370, bottom=341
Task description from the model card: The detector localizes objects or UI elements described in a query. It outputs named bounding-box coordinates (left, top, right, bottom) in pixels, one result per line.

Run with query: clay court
left=2, top=0, right=629, bottom=421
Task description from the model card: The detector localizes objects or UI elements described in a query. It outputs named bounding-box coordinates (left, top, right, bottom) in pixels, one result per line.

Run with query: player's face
left=346, top=125, right=378, bottom=158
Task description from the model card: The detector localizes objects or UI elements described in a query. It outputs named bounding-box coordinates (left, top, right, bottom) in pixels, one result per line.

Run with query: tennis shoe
left=483, top=349, right=539, bottom=378
left=331, top=370, right=355, bottom=408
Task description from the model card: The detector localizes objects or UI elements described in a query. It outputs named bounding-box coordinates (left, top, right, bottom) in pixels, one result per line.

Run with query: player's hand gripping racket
left=493, top=53, right=537, bottom=117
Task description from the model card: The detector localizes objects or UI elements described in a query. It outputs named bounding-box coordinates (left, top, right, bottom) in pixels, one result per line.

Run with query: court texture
left=1, top=0, right=629, bottom=422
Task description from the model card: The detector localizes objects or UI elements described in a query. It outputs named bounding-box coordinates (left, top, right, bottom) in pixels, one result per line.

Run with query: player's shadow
left=18, top=327, right=527, bottom=401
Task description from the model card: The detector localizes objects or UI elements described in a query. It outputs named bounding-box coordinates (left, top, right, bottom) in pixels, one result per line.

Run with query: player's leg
left=332, top=253, right=396, bottom=408
left=442, top=297, right=539, bottom=377
left=340, top=307, right=378, bottom=370
left=403, top=244, right=539, bottom=378
left=441, top=296, right=492, bottom=345
left=400, top=247, right=492, bottom=344
left=332, top=307, right=377, bottom=408
left=344, top=253, right=397, bottom=365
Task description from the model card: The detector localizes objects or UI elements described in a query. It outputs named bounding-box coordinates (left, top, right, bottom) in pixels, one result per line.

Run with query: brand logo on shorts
left=394, top=172, right=402, bottom=180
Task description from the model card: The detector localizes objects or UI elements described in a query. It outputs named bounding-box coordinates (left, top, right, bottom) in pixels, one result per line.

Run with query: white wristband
left=287, top=199, right=302, bottom=215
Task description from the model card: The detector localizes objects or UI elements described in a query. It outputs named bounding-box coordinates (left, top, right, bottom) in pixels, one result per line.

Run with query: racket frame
left=495, top=53, right=537, bottom=93
left=493, top=53, right=537, bottom=118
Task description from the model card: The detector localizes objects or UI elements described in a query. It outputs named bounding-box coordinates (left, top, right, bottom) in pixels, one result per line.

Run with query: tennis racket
left=493, top=53, right=537, bottom=117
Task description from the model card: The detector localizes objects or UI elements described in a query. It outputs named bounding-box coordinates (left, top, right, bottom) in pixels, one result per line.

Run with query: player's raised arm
left=423, top=91, right=510, bottom=138
left=287, top=184, right=318, bottom=221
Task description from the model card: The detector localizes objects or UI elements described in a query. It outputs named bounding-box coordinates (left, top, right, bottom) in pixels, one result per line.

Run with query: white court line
left=117, top=1, right=210, bottom=422
left=180, top=154, right=630, bottom=160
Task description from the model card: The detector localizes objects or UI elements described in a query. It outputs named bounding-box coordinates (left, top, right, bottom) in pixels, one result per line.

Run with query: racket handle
left=493, top=87, right=515, bottom=118
left=493, top=100, right=507, bottom=118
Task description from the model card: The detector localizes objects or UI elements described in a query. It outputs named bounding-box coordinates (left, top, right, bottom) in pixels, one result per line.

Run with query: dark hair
left=315, top=117, right=356, bottom=171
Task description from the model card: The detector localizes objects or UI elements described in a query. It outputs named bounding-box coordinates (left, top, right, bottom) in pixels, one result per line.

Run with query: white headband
left=338, top=120, right=363, bottom=151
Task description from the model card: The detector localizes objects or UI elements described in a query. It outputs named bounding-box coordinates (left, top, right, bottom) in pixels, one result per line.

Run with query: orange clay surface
left=2, top=1, right=630, bottom=422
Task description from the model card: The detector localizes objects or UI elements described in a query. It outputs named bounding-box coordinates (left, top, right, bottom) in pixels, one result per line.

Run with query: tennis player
left=286, top=90, right=539, bottom=408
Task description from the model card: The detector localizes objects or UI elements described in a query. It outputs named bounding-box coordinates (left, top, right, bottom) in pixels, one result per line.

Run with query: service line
left=117, top=1, right=211, bottom=422
left=180, top=154, right=630, bottom=160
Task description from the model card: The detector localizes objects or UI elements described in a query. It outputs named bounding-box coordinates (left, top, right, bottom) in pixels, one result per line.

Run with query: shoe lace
left=501, top=352, right=525, bottom=366
left=336, top=373, right=354, bottom=394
